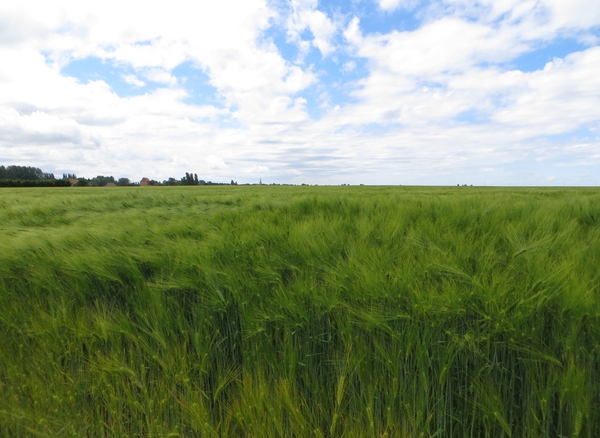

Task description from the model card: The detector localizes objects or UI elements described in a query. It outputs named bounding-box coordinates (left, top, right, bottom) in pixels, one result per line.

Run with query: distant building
left=105, top=182, right=117, bottom=187
left=140, top=177, right=151, bottom=186
left=68, top=178, right=77, bottom=186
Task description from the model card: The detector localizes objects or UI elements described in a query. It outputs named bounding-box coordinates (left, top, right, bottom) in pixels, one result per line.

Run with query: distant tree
left=74, top=177, right=89, bottom=187
left=181, top=172, right=197, bottom=185
left=198, top=179, right=206, bottom=185
left=0, top=179, right=70, bottom=187
left=90, top=175, right=115, bottom=186
left=0, top=165, right=54, bottom=180
left=194, top=173, right=198, bottom=185
left=117, top=178, right=130, bottom=186
left=164, top=177, right=178, bottom=186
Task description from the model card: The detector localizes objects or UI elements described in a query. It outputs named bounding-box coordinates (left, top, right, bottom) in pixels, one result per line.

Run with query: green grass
left=1, top=185, right=599, bottom=437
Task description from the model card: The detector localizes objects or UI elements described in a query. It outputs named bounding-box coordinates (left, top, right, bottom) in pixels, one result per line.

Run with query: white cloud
left=491, top=47, right=600, bottom=134
left=285, top=0, right=339, bottom=58
left=346, top=16, right=532, bottom=78
left=0, top=1, right=315, bottom=159
left=240, top=164, right=269, bottom=174
left=103, top=40, right=189, bottom=71
left=140, top=68, right=177, bottom=86
left=206, top=154, right=228, bottom=170
left=339, top=3, right=600, bottom=141
left=342, top=61, right=356, bottom=74
left=123, top=74, right=145, bottom=87
left=376, top=0, right=418, bottom=12
left=0, top=0, right=598, bottom=185
left=0, top=107, right=99, bottom=147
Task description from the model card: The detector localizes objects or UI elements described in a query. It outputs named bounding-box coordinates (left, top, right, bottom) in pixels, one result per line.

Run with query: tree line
left=73, top=173, right=237, bottom=186
left=0, top=165, right=238, bottom=187
left=0, top=165, right=69, bottom=187
left=162, top=172, right=237, bottom=186
left=0, top=165, right=56, bottom=181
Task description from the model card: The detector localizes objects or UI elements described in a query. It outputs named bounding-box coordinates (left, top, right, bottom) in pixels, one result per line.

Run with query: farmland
left=1, top=186, right=599, bottom=437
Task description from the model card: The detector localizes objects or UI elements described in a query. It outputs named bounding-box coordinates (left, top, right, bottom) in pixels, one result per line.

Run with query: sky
left=0, top=0, right=599, bottom=186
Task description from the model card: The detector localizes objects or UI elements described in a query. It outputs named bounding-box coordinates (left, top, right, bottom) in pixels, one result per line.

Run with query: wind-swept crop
left=1, top=186, right=599, bottom=436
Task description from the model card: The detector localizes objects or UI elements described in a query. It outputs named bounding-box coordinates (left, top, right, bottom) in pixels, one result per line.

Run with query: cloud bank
left=0, top=0, right=598, bottom=185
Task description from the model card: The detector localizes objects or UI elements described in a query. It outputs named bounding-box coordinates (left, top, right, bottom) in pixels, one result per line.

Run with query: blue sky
left=0, top=0, right=599, bottom=185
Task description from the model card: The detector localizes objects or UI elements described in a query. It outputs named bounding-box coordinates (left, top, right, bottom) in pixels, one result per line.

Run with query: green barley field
left=1, top=186, right=599, bottom=437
